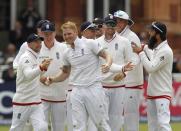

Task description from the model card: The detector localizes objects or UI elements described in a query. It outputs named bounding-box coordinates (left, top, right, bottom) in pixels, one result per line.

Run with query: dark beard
left=148, top=36, right=157, bottom=50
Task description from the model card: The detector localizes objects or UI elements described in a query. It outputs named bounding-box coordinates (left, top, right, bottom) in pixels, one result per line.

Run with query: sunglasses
left=105, top=22, right=116, bottom=28
left=97, top=24, right=103, bottom=28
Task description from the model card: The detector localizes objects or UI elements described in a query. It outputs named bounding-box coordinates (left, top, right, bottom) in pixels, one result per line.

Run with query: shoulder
left=19, top=52, right=30, bottom=64
left=117, top=34, right=130, bottom=42
left=128, top=30, right=140, bottom=44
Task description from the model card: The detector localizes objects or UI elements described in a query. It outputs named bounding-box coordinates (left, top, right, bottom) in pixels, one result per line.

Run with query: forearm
left=51, top=72, right=69, bottom=83
left=24, top=66, right=42, bottom=80
left=50, top=65, right=70, bottom=83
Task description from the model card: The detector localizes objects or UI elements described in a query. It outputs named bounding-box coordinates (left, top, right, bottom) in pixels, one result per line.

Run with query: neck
left=155, top=39, right=163, bottom=47
left=105, top=33, right=114, bottom=40
left=44, top=41, right=54, bottom=49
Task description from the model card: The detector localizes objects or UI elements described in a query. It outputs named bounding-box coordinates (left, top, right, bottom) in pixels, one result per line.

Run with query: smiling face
left=62, top=28, right=77, bottom=46
left=115, top=18, right=128, bottom=33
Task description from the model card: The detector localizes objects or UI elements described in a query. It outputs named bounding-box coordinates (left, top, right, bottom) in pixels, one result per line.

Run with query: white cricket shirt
left=63, top=37, right=103, bottom=87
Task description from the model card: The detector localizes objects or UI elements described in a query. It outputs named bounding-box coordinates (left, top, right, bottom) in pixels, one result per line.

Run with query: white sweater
left=38, top=40, right=69, bottom=101
left=97, top=33, right=133, bottom=87
left=13, top=47, right=42, bottom=104
left=119, top=26, right=144, bottom=87
left=140, top=40, right=173, bottom=98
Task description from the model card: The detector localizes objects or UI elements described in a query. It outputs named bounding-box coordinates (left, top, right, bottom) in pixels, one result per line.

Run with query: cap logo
left=46, top=24, right=50, bottom=29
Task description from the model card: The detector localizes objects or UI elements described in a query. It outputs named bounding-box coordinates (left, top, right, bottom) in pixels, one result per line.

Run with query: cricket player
left=132, top=22, right=173, bottom=131
left=97, top=14, right=134, bottom=131
left=39, top=21, right=68, bottom=131
left=12, top=19, right=50, bottom=131
left=10, top=33, right=51, bottom=131
left=114, top=10, right=144, bottom=131
left=80, top=21, right=98, bottom=131
left=13, top=20, right=49, bottom=69
left=43, top=21, right=112, bottom=131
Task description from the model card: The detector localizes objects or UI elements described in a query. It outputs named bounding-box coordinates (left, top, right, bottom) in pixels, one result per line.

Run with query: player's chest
left=68, top=48, right=93, bottom=66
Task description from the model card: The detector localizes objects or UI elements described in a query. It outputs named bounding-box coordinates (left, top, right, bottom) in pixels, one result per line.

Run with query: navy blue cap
left=93, top=18, right=104, bottom=25
left=149, top=21, right=167, bottom=34
left=41, top=22, right=55, bottom=32
left=104, top=14, right=117, bottom=25
left=27, top=33, right=44, bottom=43
left=36, top=19, right=50, bottom=28
left=80, top=21, right=96, bottom=32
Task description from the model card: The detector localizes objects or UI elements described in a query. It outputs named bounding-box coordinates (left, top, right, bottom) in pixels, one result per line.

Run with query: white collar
left=154, top=40, right=167, bottom=50
left=119, top=25, right=129, bottom=35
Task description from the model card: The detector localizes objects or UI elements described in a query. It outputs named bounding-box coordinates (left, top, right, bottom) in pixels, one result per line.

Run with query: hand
left=131, top=42, right=143, bottom=54
left=44, top=77, right=53, bottom=86
left=40, top=76, right=47, bottom=85
left=101, top=63, right=111, bottom=73
left=113, top=73, right=125, bottom=81
left=40, top=58, right=52, bottom=71
left=40, top=76, right=52, bottom=86
left=123, top=62, right=134, bottom=72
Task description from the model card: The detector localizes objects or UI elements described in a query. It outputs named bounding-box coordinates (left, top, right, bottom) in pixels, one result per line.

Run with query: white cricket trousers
left=70, top=83, right=111, bottom=131
left=67, top=90, right=98, bottom=131
left=42, top=100, right=66, bottom=131
left=66, top=90, right=73, bottom=131
left=124, top=88, right=142, bottom=131
left=147, top=98, right=172, bottom=131
left=10, top=104, right=47, bottom=131
left=104, top=87, right=125, bottom=131
left=87, top=118, right=98, bottom=131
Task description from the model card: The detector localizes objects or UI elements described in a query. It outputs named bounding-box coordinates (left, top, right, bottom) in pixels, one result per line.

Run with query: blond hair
left=61, top=21, right=78, bottom=33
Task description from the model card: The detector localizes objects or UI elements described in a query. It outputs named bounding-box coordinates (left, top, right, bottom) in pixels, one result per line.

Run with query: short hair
left=61, top=21, right=78, bottom=33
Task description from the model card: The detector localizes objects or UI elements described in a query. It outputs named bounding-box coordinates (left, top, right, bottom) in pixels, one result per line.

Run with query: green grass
left=139, top=122, right=181, bottom=131
left=1, top=122, right=181, bottom=131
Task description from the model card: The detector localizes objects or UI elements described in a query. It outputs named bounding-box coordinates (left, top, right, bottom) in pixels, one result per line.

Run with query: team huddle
left=10, top=10, right=173, bottom=131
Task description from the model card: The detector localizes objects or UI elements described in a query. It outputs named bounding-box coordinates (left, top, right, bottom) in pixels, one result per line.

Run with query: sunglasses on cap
left=105, top=22, right=116, bottom=28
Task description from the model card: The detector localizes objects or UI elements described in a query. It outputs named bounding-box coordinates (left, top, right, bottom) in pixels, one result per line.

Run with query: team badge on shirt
left=115, top=43, right=118, bottom=50
left=81, top=49, right=84, bottom=55
left=160, top=56, right=164, bottom=61
left=56, top=52, right=60, bottom=59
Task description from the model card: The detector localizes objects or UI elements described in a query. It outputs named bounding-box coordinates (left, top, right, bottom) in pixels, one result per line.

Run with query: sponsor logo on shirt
left=56, top=52, right=60, bottom=59
left=115, top=43, right=118, bottom=50
left=25, top=60, right=29, bottom=63
left=160, top=56, right=164, bottom=61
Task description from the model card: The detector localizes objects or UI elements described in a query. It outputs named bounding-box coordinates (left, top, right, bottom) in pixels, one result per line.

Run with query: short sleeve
left=62, top=50, right=71, bottom=66
left=87, top=39, right=103, bottom=55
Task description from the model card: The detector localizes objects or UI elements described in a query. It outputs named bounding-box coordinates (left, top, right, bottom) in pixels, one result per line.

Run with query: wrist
left=121, top=66, right=126, bottom=77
